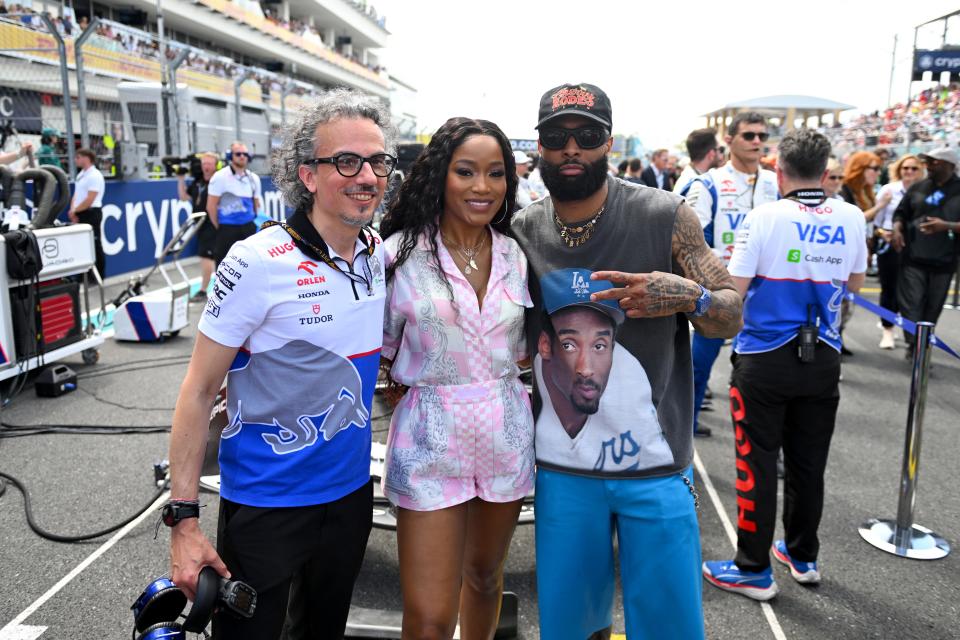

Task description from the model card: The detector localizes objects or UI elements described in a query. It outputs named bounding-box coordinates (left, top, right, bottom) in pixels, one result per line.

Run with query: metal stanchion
left=859, top=322, right=950, bottom=559
left=944, top=265, right=960, bottom=310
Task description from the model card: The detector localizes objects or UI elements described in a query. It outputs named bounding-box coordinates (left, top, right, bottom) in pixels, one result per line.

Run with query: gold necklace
left=553, top=205, right=606, bottom=248
left=442, top=232, right=486, bottom=275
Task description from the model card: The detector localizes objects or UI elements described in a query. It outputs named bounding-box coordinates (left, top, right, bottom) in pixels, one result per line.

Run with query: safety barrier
left=847, top=289, right=954, bottom=560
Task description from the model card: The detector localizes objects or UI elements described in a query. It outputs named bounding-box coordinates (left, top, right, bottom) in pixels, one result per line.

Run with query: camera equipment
left=160, top=155, right=203, bottom=180
left=131, top=566, right=257, bottom=639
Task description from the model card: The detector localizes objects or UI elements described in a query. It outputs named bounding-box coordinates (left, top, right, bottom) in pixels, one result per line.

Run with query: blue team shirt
left=728, top=197, right=868, bottom=354
left=198, top=223, right=386, bottom=507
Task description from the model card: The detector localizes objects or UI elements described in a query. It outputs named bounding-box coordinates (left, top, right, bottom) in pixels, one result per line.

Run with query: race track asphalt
left=0, top=267, right=957, bottom=639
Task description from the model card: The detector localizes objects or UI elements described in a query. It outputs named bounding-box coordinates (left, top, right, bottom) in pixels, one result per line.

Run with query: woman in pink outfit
left=378, top=117, right=534, bottom=639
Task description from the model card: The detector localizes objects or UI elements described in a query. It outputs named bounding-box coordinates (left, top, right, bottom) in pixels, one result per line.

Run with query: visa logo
left=792, top=222, right=846, bottom=245
left=725, top=213, right=746, bottom=229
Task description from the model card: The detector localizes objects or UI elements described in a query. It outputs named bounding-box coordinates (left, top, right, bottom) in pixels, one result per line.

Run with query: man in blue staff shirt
left=703, top=129, right=866, bottom=601
left=207, top=141, right=262, bottom=265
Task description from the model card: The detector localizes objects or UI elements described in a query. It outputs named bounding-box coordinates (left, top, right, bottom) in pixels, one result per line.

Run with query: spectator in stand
left=822, top=158, right=844, bottom=199
left=891, top=147, right=960, bottom=359
left=872, top=154, right=924, bottom=350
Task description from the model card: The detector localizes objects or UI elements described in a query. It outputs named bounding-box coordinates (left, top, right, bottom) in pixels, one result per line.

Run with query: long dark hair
left=379, top=117, right=518, bottom=282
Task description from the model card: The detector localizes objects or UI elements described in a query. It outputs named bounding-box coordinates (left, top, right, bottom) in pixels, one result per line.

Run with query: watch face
left=161, top=504, right=177, bottom=527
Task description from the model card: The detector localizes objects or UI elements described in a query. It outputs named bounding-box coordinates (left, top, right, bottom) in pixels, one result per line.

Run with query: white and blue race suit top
left=197, top=211, right=386, bottom=507
left=208, top=165, right=262, bottom=226
left=728, top=194, right=868, bottom=355
left=684, top=162, right=778, bottom=264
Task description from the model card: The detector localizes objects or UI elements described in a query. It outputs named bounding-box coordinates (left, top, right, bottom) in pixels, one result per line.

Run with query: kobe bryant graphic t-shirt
left=512, top=176, right=693, bottom=479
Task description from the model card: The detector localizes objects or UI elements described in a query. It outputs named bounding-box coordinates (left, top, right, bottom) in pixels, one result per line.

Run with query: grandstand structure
left=0, top=0, right=415, bottom=173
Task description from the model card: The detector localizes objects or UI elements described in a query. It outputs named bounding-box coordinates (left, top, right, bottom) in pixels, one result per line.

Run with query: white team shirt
left=73, top=165, right=105, bottom=208
left=686, top=162, right=778, bottom=263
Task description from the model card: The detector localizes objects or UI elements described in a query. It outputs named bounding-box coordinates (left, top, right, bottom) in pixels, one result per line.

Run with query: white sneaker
left=879, top=329, right=895, bottom=350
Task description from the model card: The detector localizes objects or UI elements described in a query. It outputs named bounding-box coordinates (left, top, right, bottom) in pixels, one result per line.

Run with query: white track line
left=0, top=490, right=170, bottom=638
left=694, top=451, right=787, bottom=640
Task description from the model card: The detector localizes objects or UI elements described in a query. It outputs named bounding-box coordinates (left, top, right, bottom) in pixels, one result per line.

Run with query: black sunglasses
left=740, top=132, right=770, bottom=142
left=538, top=126, right=608, bottom=150
left=900, top=166, right=919, bottom=172
left=232, top=151, right=251, bottom=158
left=305, top=152, right=397, bottom=178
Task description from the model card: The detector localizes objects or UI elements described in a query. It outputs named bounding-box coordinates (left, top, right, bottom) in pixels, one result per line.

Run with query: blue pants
left=535, top=467, right=705, bottom=640
left=692, top=334, right=725, bottom=430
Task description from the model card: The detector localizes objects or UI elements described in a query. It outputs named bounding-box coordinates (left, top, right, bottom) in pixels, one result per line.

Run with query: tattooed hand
left=590, top=270, right=700, bottom=318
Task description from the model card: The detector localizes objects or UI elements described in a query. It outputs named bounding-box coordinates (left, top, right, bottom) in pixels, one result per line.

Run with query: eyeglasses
left=305, top=152, right=397, bottom=177
left=538, top=126, right=609, bottom=150
left=866, top=165, right=882, bottom=171
left=232, top=151, right=250, bottom=158
left=900, top=166, right=919, bottom=172
left=740, top=132, right=770, bottom=142
left=827, top=175, right=843, bottom=181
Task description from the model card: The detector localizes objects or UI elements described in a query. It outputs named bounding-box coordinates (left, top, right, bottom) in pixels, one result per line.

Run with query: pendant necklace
left=554, top=205, right=606, bottom=248
left=443, top=232, right=486, bottom=275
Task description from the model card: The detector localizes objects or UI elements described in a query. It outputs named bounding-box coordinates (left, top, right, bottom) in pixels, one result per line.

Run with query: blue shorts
left=535, top=467, right=705, bottom=640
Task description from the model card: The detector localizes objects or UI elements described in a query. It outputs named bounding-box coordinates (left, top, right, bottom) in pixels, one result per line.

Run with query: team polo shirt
left=728, top=196, right=867, bottom=355
left=208, top=165, right=261, bottom=226
left=73, top=165, right=105, bottom=208
left=198, top=214, right=386, bottom=507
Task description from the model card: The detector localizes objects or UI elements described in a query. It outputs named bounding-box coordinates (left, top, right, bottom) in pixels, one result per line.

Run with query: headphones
left=131, top=567, right=256, bottom=639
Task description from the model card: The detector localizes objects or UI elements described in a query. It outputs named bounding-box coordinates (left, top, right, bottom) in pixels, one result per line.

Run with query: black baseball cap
left=536, top=83, right=613, bottom=130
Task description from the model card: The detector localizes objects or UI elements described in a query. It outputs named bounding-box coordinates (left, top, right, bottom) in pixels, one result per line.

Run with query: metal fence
left=0, top=13, right=75, bottom=175
left=1, top=11, right=321, bottom=181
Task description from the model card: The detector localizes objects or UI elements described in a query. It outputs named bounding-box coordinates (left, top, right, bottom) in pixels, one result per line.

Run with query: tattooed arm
left=590, top=203, right=742, bottom=338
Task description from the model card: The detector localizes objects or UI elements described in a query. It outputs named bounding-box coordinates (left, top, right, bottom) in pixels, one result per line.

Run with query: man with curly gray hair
left=167, top=88, right=396, bottom=638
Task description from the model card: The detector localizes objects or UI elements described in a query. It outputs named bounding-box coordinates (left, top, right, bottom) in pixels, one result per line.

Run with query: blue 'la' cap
left=540, top=268, right=625, bottom=326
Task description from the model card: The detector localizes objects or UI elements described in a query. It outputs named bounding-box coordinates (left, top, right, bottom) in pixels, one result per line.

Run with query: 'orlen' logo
left=551, top=87, right=595, bottom=111
left=570, top=271, right=591, bottom=298
left=787, top=249, right=802, bottom=263
left=297, top=276, right=327, bottom=286
left=298, top=260, right=318, bottom=274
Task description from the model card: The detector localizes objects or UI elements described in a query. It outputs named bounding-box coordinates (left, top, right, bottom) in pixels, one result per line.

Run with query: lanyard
left=262, top=219, right=376, bottom=296
left=784, top=188, right=828, bottom=207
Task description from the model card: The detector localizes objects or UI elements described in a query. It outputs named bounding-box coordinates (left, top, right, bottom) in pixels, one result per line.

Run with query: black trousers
left=76, top=207, right=105, bottom=279
left=876, top=249, right=900, bottom=328
left=213, top=481, right=373, bottom=639
left=214, top=221, right=257, bottom=265
left=729, top=342, right=840, bottom=572
left=897, top=263, right=954, bottom=339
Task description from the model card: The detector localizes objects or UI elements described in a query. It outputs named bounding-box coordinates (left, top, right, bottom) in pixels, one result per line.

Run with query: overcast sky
left=377, top=0, right=960, bottom=149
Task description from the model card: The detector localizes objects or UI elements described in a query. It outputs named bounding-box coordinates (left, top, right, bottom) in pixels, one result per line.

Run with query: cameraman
left=177, top=152, right=219, bottom=302
left=703, top=129, right=866, bottom=600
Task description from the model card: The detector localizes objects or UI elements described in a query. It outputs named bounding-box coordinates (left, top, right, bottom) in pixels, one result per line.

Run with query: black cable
left=0, top=470, right=165, bottom=542
left=77, top=387, right=173, bottom=411
left=0, top=422, right=171, bottom=437
left=79, top=360, right=192, bottom=380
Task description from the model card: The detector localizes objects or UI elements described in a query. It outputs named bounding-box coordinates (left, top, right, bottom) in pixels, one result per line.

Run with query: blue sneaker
left=772, top=540, right=821, bottom=584
left=702, top=560, right=779, bottom=601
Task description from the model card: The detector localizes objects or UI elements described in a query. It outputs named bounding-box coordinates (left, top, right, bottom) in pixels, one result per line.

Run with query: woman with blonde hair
left=871, top=154, right=925, bottom=349
left=822, top=158, right=844, bottom=199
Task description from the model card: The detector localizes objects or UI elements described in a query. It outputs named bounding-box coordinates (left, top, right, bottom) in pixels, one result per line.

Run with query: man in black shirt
left=177, top=152, right=219, bottom=302
left=891, top=147, right=960, bottom=357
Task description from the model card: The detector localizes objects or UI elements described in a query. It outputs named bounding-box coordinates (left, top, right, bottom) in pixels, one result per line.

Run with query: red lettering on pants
left=737, top=496, right=757, bottom=532
left=730, top=385, right=757, bottom=533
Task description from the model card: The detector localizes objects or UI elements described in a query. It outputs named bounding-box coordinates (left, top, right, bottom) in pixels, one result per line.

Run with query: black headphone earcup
left=137, top=621, right=184, bottom=640
left=182, top=566, right=220, bottom=633
left=135, top=586, right=187, bottom=632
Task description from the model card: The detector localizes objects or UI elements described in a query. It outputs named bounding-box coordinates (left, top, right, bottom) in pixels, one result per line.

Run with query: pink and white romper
left=381, top=228, right=535, bottom=511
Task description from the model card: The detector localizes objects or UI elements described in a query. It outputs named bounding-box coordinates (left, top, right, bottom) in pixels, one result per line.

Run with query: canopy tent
left=703, top=95, right=856, bottom=136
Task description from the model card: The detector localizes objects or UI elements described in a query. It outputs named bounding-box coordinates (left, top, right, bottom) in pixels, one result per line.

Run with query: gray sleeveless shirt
left=511, top=176, right=693, bottom=478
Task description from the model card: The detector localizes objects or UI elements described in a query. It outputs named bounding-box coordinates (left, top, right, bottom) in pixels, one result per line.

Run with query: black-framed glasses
left=867, top=165, right=882, bottom=171
left=740, top=131, right=770, bottom=142
left=538, top=126, right=609, bottom=150
left=305, top=152, right=397, bottom=177
left=900, top=166, right=919, bottom=172
left=232, top=151, right=251, bottom=158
